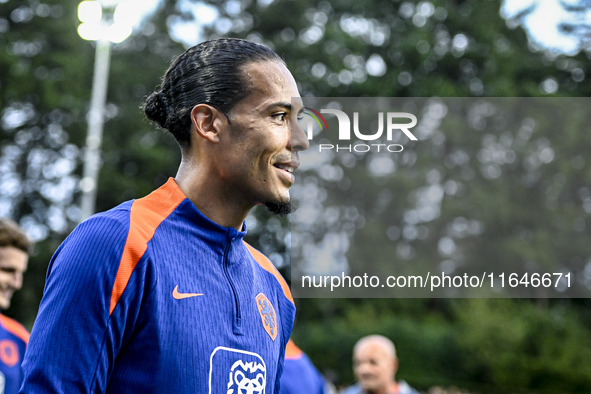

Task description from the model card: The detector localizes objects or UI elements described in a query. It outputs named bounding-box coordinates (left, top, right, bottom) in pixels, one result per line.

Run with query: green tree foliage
left=1, top=0, right=591, bottom=392
left=1, top=0, right=187, bottom=327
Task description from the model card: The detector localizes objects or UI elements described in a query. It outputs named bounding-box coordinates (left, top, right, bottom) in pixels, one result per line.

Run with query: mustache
left=274, top=153, right=293, bottom=162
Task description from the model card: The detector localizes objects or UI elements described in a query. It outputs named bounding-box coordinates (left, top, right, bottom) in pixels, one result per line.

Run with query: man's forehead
left=242, top=61, right=292, bottom=82
left=241, top=61, right=300, bottom=102
left=0, top=246, right=29, bottom=268
left=355, top=342, right=392, bottom=359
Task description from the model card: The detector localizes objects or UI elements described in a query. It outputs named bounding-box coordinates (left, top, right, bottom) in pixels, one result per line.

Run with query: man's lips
left=272, top=160, right=299, bottom=173
left=273, top=164, right=293, bottom=173
left=272, top=161, right=298, bottom=185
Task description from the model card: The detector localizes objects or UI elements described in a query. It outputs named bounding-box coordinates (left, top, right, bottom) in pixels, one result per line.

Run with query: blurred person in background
left=0, top=218, right=31, bottom=394
left=341, top=335, right=419, bottom=394
left=280, top=339, right=334, bottom=394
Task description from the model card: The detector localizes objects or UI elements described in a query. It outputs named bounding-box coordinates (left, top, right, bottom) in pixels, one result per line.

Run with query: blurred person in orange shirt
left=0, top=218, right=31, bottom=394
left=280, top=339, right=333, bottom=394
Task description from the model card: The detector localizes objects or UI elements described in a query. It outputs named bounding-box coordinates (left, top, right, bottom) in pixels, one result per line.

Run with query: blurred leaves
left=1, top=0, right=591, bottom=392
left=1, top=0, right=185, bottom=327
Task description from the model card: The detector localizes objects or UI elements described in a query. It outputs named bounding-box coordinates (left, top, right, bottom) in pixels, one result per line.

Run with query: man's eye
left=271, top=113, right=287, bottom=121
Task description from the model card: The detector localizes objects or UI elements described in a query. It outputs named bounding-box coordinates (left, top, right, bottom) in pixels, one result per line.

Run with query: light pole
left=77, top=0, right=134, bottom=222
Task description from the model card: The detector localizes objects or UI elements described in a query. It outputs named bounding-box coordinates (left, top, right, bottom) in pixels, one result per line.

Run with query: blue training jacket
left=0, top=315, right=28, bottom=394
left=280, top=340, right=327, bottom=394
left=20, top=178, right=296, bottom=394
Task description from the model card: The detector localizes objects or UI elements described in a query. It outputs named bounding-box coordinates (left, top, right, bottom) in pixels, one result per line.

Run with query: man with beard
left=20, top=38, right=308, bottom=394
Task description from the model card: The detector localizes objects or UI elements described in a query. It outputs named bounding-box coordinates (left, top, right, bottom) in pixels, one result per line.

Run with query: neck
left=175, top=158, right=252, bottom=231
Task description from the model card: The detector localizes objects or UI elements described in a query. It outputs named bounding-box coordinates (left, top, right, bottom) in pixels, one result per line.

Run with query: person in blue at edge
left=19, top=38, right=309, bottom=394
left=0, top=218, right=31, bottom=394
left=280, top=339, right=332, bottom=394
left=341, top=335, right=420, bottom=394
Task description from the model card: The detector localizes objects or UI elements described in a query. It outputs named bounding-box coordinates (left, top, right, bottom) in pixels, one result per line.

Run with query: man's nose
left=289, top=116, right=310, bottom=152
left=355, top=363, right=371, bottom=375
left=11, top=272, right=23, bottom=290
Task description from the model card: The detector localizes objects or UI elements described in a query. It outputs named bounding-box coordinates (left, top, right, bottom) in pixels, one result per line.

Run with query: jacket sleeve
left=19, top=211, right=145, bottom=394
left=273, top=293, right=296, bottom=394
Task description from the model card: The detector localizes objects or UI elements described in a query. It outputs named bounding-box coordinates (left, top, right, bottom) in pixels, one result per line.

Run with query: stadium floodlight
left=78, top=1, right=102, bottom=24
left=108, top=2, right=135, bottom=43
left=77, top=22, right=103, bottom=41
left=77, top=0, right=134, bottom=44
left=97, top=0, right=122, bottom=7
left=77, top=0, right=134, bottom=221
left=113, top=1, right=139, bottom=25
left=106, top=22, right=133, bottom=43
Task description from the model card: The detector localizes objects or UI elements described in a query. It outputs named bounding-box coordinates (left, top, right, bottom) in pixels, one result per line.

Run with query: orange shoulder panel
left=243, top=241, right=294, bottom=304
left=0, top=315, right=30, bottom=345
left=109, top=178, right=186, bottom=315
left=285, top=339, right=303, bottom=359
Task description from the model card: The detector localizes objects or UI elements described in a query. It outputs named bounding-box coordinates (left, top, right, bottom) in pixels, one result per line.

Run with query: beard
left=264, top=198, right=298, bottom=217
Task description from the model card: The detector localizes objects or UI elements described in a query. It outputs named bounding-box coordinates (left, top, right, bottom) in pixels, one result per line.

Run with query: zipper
left=222, top=240, right=242, bottom=334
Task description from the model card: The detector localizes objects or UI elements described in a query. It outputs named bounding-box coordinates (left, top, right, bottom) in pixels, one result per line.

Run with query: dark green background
left=2, top=0, right=591, bottom=392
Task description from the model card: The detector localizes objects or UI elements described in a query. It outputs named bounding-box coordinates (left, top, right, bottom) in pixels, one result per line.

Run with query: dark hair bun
left=143, top=91, right=169, bottom=129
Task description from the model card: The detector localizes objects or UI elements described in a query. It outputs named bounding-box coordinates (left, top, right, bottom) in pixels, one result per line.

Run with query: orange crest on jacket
left=255, top=293, right=277, bottom=341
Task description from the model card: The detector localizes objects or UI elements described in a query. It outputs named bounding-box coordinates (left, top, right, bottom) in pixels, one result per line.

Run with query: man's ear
left=392, top=357, right=399, bottom=375
left=190, top=104, right=226, bottom=143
